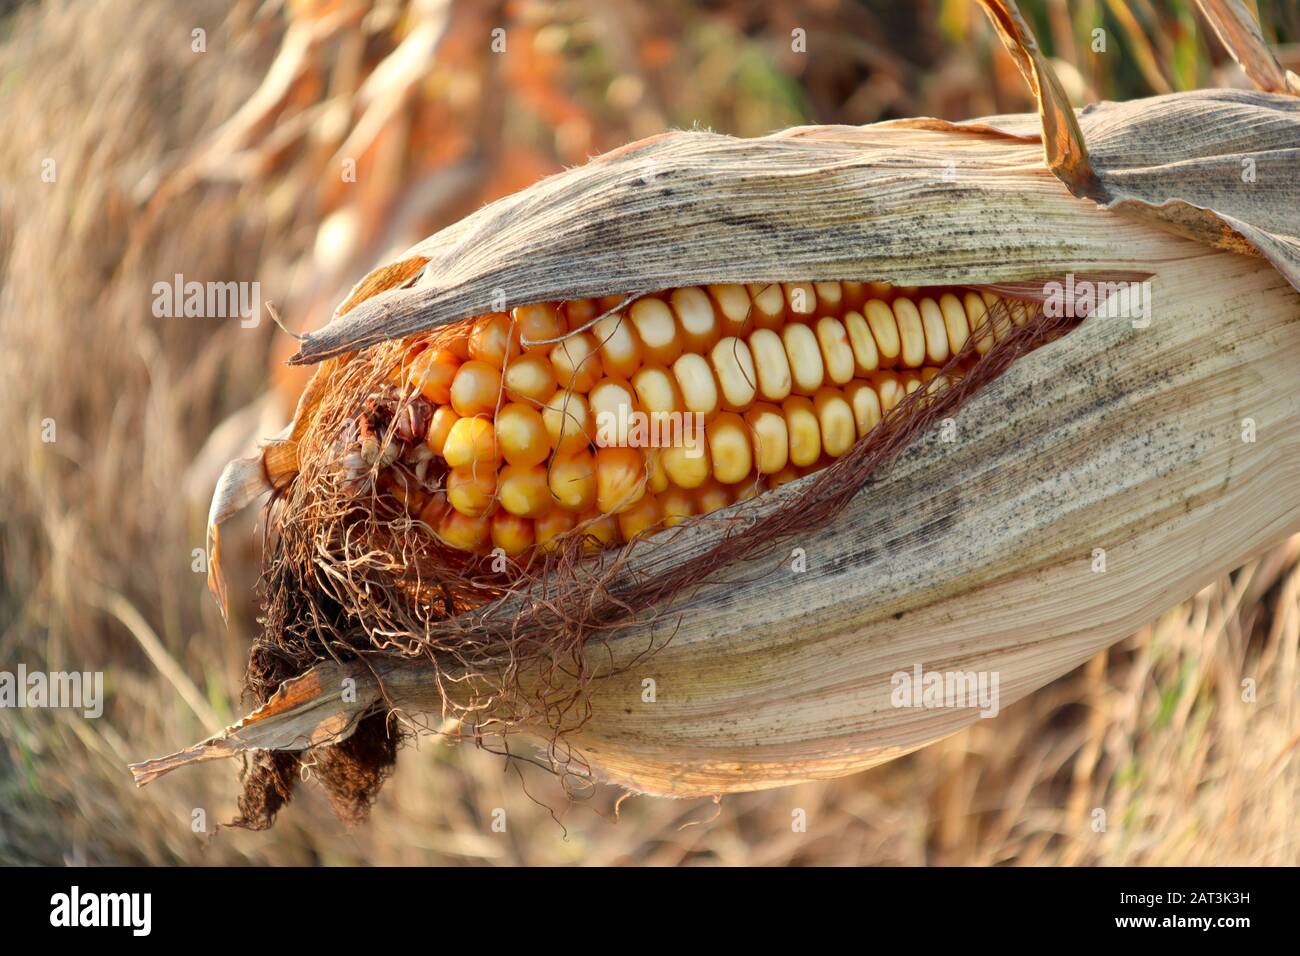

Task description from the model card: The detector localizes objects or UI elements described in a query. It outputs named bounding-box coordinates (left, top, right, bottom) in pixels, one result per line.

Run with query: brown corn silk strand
left=247, top=291, right=1074, bottom=743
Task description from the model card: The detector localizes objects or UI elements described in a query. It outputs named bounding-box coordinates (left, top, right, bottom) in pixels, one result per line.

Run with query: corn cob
left=383, top=282, right=1016, bottom=558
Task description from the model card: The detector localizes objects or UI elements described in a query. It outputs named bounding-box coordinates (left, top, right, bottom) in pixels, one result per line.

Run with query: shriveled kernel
left=405, top=348, right=460, bottom=404
left=781, top=323, right=825, bottom=396
left=449, top=360, right=503, bottom=417
left=814, top=387, right=857, bottom=458
left=783, top=282, right=817, bottom=320
left=592, top=314, right=642, bottom=379
left=541, top=389, right=593, bottom=450
left=426, top=406, right=459, bottom=456
left=588, top=377, right=639, bottom=447
left=512, top=302, right=565, bottom=348
left=694, top=480, right=731, bottom=514
left=939, top=293, right=970, bottom=355
left=746, top=283, right=785, bottom=330
left=891, top=297, right=927, bottom=368
left=495, top=403, right=549, bottom=467
left=547, top=448, right=597, bottom=511
left=443, top=416, right=497, bottom=468
left=710, top=337, right=758, bottom=410
left=748, top=328, right=792, bottom=401
left=503, top=352, right=558, bottom=405
left=617, top=493, right=662, bottom=541
left=631, top=365, right=681, bottom=420
left=491, top=512, right=535, bottom=557
left=660, top=486, right=695, bottom=527
left=670, top=287, right=721, bottom=353
left=844, top=381, right=883, bottom=438
left=661, top=442, right=711, bottom=489
left=744, top=403, right=789, bottom=475
left=843, top=310, right=880, bottom=374
left=535, top=508, right=577, bottom=550
left=815, top=317, right=855, bottom=385
left=595, top=445, right=646, bottom=514
left=549, top=333, right=603, bottom=392
left=497, top=463, right=551, bottom=517
left=708, top=284, right=754, bottom=336
left=447, top=465, right=496, bottom=517
left=629, top=298, right=683, bottom=365
left=918, top=297, right=950, bottom=365
left=707, top=412, right=753, bottom=484
left=671, top=352, right=720, bottom=417
left=438, top=509, right=491, bottom=554
left=863, top=299, right=901, bottom=366
left=783, top=395, right=821, bottom=467
left=468, top=313, right=519, bottom=368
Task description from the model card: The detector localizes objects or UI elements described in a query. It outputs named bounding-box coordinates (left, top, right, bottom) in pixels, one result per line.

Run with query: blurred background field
left=1, top=0, right=1298, bottom=865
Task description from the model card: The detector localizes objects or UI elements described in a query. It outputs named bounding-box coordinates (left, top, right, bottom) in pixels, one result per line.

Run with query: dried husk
left=134, top=1, right=1300, bottom=803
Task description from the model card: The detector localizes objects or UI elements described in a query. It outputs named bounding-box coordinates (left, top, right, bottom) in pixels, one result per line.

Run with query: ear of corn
left=158, top=0, right=1300, bottom=804
left=389, top=282, right=1011, bottom=558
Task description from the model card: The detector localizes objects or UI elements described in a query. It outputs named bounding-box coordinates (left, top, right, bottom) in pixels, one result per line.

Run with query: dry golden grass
left=1, top=0, right=1297, bottom=865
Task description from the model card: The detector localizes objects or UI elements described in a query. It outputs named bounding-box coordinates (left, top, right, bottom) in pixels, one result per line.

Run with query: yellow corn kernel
left=405, top=348, right=460, bottom=404
left=661, top=442, right=711, bottom=489
left=781, top=322, right=825, bottom=396
left=746, top=283, right=785, bottom=330
left=426, top=405, right=459, bottom=456
left=535, top=508, right=577, bottom=550
left=549, top=332, right=602, bottom=392
left=813, top=281, right=843, bottom=316
left=617, top=493, right=662, bottom=541
left=588, top=377, right=638, bottom=447
left=502, top=352, right=558, bottom=405
left=892, top=296, right=927, bottom=368
left=547, top=448, right=597, bottom=512
left=491, top=511, right=535, bottom=557
left=595, top=445, right=646, bottom=514
left=863, top=299, right=901, bottom=366
left=815, top=317, right=855, bottom=385
left=708, top=283, right=753, bottom=336
left=844, top=381, right=883, bottom=438
left=783, top=395, right=821, bottom=467
left=744, top=402, right=789, bottom=475
left=706, top=412, right=753, bottom=484
left=631, top=365, right=681, bottom=420
left=748, top=328, right=792, bottom=401
left=497, top=463, right=550, bottom=517
left=629, top=298, right=683, bottom=365
left=814, top=387, right=856, bottom=458
left=917, top=297, right=949, bottom=365
left=660, top=486, right=695, bottom=527
left=495, top=403, right=549, bottom=467
left=541, top=389, right=593, bottom=450
left=443, top=416, right=497, bottom=469
left=449, top=360, right=503, bottom=417
left=710, top=336, right=758, bottom=410
left=783, top=282, right=817, bottom=320
left=447, top=465, right=496, bottom=517
left=671, top=352, right=720, bottom=417
left=670, top=287, right=721, bottom=354
left=577, top=509, right=620, bottom=552
left=694, top=479, right=732, bottom=514
left=592, top=313, right=642, bottom=380
left=939, top=293, right=970, bottom=355
left=843, top=310, right=880, bottom=374
left=438, top=509, right=491, bottom=554
left=468, top=313, right=519, bottom=368
left=512, top=302, right=565, bottom=348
